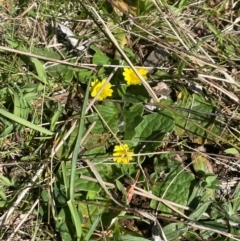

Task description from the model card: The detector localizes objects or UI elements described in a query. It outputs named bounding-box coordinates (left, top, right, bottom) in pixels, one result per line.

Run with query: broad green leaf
left=123, top=104, right=144, bottom=140
left=83, top=146, right=106, bottom=157
left=91, top=45, right=110, bottom=65
left=182, top=231, right=202, bottom=241
left=75, top=177, right=101, bottom=193
left=134, top=111, right=174, bottom=151
left=121, top=85, right=149, bottom=103
left=150, top=165, right=195, bottom=213
left=0, top=188, right=6, bottom=200
left=55, top=208, right=73, bottom=241
left=0, top=108, right=53, bottom=135
left=172, top=94, right=221, bottom=143
left=77, top=70, right=93, bottom=84
left=0, top=175, right=12, bottom=186
left=83, top=133, right=108, bottom=150
left=192, top=153, right=213, bottom=177
left=47, top=64, right=71, bottom=78
left=163, top=222, right=187, bottom=240
left=64, top=69, right=74, bottom=82
left=0, top=200, right=7, bottom=207
left=96, top=162, right=123, bottom=181
left=94, top=102, right=120, bottom=133
left=224, top=148, right=239, bottom=155
left=78, top=202, right=107, bottom=229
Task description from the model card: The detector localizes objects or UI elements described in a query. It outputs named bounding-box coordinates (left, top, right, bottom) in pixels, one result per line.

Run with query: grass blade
left=0, top=108, right=53, bottom=135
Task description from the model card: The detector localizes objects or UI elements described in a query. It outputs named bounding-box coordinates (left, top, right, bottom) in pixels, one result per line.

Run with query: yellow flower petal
left=123, top=67, right=148, bottom=85
left=90, top=78, right=113, bottom=101
left=113, top=144, right=134, bottom=164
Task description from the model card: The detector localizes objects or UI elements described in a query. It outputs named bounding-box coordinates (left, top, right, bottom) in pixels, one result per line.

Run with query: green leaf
left=0, top=188, right=7, bottom=200
left=78, top=202, right=106, bottom=230
left=55, top=208, right=73, bottom=241
left=0, top=175, right=12, bottom=186
left=50, top=102, right=63, bottom=131
left=150, top=165, right=195, bottom=213
left=83, top=133, right=108, bottom=150
left=172, top=94, right=221, bottom=143
left=77, top=70, right=93, bottom=84
left=134, top=111, right=174, bottom=151
left=189, top=201, right=212, bottom=220
left=31, top=57, right=48, bottom=85
left=163, top=222, right=187, bottom=240
left=123, top=104, right=144, bottom=140
left=0, top=108, right=53, bottom=135
left=182, top=231, right=202, bottom=241
left=192, top=153, right=213, bottom=177
left=113, top=220, right=123, bottom=241
left=224, top=148, right=239, bottom=155
left=84, top=216, right=100, bottom=241
left=67, top=200, right=82, bottom=240
left=120, top=85, right=149, bottom=103
left=91, top=45, right=110, bottom=65
left=94, top=102, right=120, bottom=133
left=233, top=182, right=240, bottom=213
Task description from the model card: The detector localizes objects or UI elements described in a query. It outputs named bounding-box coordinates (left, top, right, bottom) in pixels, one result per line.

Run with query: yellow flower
left=113, top=144, right=134, bottom=164
left=123, top=67, right=148, bottom=85
left=90, top=79, right=113, bottom=101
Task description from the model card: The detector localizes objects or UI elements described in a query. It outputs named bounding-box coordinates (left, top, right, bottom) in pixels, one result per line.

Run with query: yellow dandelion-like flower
left=90, top=79, right=113, bottom=101
left=123, top=67, right=148, bottom=85
left=113, top=144, right=134, bottom=164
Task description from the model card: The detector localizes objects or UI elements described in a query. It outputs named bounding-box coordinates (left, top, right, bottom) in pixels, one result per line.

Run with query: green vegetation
left=0, top=0, right=240, bottom=240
